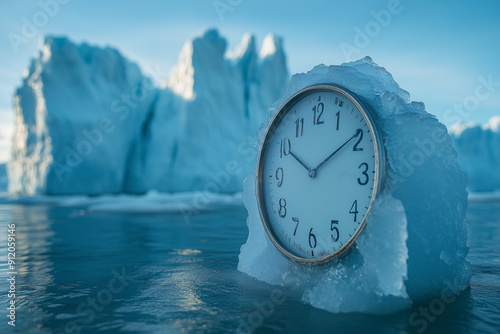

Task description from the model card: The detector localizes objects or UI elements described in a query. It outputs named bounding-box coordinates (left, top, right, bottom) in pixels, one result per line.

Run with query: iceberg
left=238, top=58, right=471, bottom=314
left=9, top=36, right=156, bottom=195
left=125, top=30, right=288, bottom=194
left=9, top=29, right=288, bottom=195
left=449, top=116, right=500, bottom=192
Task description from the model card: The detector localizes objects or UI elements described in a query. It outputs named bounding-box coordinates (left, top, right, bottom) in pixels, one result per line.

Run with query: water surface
left=0, top=197, right=499, bottom=333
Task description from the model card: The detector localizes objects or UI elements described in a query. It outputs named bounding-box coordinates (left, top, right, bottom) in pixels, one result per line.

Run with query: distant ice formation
left=238, top=58, right=471, bottom=314
left=9, top=29, right=288, bottom=195
left=450, top=116, right=500, bottom=192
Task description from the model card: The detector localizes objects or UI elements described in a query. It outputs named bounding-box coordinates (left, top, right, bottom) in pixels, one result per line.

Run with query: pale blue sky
left=0, top=0, right=499, bottom=162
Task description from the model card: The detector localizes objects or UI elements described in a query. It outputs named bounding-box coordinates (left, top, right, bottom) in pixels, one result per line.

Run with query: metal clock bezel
left=255, top=84, right=386, bottom=265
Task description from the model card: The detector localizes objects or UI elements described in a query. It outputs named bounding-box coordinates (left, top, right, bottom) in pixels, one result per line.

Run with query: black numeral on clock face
left=280, top=138, right=291, bottom=158
left=357, top=163, right=369, bottom=185
left=312, top=102, right=324, bottom=125
left=353, top=129, right=363, bottom=151
left=331, top=220, right=339, bottom=242
left=309, top=228, right=317, bottom=248
left=295, top=118, right=304, bottom=137
left=349, top=200, right=358, bottom=222
left=278, top=198, right=287, bottom=218
left=275, top=167, right=284, bottom=187
left=292, top=217, right=299, bottom=236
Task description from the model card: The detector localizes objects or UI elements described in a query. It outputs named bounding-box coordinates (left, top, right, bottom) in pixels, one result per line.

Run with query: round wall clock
left=256, top=84, right=386, bottom=264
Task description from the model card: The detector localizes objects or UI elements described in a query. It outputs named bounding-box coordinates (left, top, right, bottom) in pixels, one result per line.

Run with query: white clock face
left=256, top=85, right=384, bottom=263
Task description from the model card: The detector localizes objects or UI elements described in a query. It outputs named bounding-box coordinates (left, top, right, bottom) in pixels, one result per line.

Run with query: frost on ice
left=9, top=29, right=288, bottom=195
left=450, top=116, right=500, bottom=192
left=238, top=58, right=471, bottom=314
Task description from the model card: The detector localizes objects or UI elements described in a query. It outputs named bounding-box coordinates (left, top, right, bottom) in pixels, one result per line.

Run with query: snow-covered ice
left=9, top=29, right=288, bottom=195
left=450, top=116, right=500, bottom=192
left=238, top=58, right=471, bottom=314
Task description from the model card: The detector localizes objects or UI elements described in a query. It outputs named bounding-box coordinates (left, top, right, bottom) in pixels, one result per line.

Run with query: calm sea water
left=0, top=196, right=499, bottom=334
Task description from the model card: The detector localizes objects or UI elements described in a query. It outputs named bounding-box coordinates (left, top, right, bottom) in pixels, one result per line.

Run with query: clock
left=256, top=84, right=385, bottom=264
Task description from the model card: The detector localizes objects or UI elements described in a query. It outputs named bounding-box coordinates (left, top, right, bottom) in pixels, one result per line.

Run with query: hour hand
left=288, top=150, right=314, bottom=177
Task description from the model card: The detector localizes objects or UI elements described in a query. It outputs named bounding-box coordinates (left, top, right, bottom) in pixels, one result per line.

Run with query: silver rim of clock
left=255, top=84, right=386, bottom=265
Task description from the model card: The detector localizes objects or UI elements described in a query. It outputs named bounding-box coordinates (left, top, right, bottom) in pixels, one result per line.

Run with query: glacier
left=9, top=29, right=288, bottom=195
left=450, top=116, right=500, bottom=192
left=238, top=58, right=471, bottom=314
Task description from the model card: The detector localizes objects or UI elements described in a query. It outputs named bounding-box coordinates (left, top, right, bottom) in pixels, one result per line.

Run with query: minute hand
left=312, top=130, right=361, bottom=175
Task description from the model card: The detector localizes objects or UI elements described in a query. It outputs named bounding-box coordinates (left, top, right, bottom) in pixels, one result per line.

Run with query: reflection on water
left=0, top=200, right=499, bottom=333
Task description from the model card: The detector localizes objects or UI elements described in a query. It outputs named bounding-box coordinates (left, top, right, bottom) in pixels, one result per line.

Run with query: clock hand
left=288, top=150, right=314, bottom=176
left=311, top=129, right=361, bottom=176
